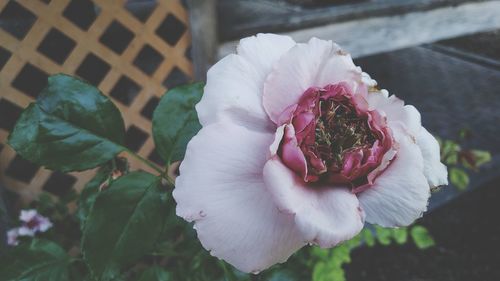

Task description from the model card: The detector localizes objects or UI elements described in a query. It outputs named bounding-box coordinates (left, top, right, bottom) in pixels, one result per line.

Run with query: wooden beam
left=219, top=0, right=500, bottom=59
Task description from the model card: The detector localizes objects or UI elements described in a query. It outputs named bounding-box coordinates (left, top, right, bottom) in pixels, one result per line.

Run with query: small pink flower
left=174, top=35, right=448, bottom=273
left=17, top=209, right=53, bottom=237
left=7, top=228, right=19, bottom=246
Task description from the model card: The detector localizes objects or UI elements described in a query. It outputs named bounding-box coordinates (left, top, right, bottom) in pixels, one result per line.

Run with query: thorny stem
left=124, top=148, right=175, bottom=186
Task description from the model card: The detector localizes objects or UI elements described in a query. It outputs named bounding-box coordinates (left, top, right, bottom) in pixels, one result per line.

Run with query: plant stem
left=159, top=160, right=176, bottom=187
left=123, top=148, right=176, bottom=187
left=162, top=171, right=176, bottom=187
left=124, top=148, right=163, bottom=174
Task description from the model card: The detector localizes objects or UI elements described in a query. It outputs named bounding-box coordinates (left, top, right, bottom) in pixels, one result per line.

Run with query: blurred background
left=0, top=0, right=499, bottom=280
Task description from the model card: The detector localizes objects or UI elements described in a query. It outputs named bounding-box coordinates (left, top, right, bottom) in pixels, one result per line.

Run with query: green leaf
left=152, top=82, right=204, bottom=164
left=331, top=245, right=351, bottom=264
left=441, top=140, right=460, bottom=164
left=267, top=270, right=299, bottom=281
left=0, top=239, right=70, bottom=281
left=410, top=226, right=435, bottom=249
left=312, top=262, right=327, bottom=281
left=391, top=227, right=408, bottom=245
left=312, top=260, right=345, bottom=281
left=8, top=74, right=126, bottom=172
left=76, top=165, right=112, bottom=230
left=471, top=150, right=491, bottom=167
left=311, top=244, right=352, bottom=281
left=449, top=167, right=469, bottom=191
left=138, top=266, right=172, bottom=281
left=310, top=247, right=329, bottom=261
left=374, top=226, right=392, bottom=246
left=35, top=192, right=57, bottom=214
left=361, top=229, right=375, bottom=247
left=219, top=261, right=234, bottom=281
left=81, top=172, right=169, bottom=281
left=231, top=268, right=251, bottom=281
left=28, top=239, right=68, bottom=258
left=445, top=153, right=458, bottom=165
left=345, top=232, right=362, bottom=249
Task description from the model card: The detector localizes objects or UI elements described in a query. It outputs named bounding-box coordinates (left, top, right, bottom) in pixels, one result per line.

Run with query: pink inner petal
left=272, top=81, right=396, bottom=190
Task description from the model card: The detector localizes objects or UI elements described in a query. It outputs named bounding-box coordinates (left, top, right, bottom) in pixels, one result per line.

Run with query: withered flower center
left=308, top=98, right=376, bottom=177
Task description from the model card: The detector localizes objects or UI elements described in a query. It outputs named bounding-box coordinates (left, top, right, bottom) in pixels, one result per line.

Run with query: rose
left=173, top=34, right=448, bottom=273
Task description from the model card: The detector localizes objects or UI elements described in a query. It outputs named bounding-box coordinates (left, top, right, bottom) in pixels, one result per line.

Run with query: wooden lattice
left=0, top=0, right=193, bottom=203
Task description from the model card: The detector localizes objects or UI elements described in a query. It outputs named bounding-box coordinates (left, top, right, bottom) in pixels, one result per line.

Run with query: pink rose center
left=277, top=82, right=395, bottom=191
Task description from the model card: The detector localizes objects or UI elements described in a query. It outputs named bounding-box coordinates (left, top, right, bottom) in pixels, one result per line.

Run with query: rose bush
left=174, top=34, right=448, bottom=273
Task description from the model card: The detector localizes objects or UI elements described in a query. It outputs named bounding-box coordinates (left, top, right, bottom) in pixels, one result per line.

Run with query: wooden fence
left=0, top=0, right=193, bottom=203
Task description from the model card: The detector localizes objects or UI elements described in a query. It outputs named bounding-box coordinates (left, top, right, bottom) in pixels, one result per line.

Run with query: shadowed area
left=345, top=175, right=500, bottom=281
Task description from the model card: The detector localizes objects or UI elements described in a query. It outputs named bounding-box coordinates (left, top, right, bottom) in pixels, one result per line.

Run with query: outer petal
left=365, top=92, right=422, bottom=138
left=417, top=127, right=449, bottom=187
left=237, top=33, right=296, bottom=77
left=7, top=229, right=19, bottom=246
left=37, top=217, right=53, bottom=232
left=197, top=34, right=295, bottom=130
left=174, top=121, right=304, bottom=273
left=263, top=157, right=364, bottom=248
left=263, top=37, right=359, bottom=123
left=358, top=126, right=430, bottom=227
left=20, top=209, right=37, bottom=222
left=197, top=55, right=268, bottom=128
left=17, top=226, right=35, bottom=236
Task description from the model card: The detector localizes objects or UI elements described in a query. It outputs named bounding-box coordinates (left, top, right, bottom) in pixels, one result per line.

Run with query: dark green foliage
left=76, top=165, right=112, bottom=231
left=449, top=167, right=469, bottom=191
left=8, top=74, right=125, bottom=172
left=0, top=239, right=70, bottom=281
left=77, top=157, right=130, bottom=231
left=81, top=172, right=169, bottom=281
left=438, top=134, right=491, bottom=192
left=410, top=226, right=435, bottom=249
left=152, top=82, right=203, bottom=164
left=138, top=266, right=172, bottom=281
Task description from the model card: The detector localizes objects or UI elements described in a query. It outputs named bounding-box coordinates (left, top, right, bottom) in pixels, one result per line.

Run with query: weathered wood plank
left=218, top=0, right=490, bottom=40
left=219, top=1, right=500, bottom=59
left=188, top=0, right=217, bottom=81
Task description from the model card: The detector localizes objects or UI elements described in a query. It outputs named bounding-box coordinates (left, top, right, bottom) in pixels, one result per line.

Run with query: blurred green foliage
left=438, top=129, right=491, bottom=192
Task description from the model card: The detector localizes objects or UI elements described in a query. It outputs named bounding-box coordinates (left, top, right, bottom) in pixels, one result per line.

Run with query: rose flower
left=173, top=34, right=448, bottom=273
